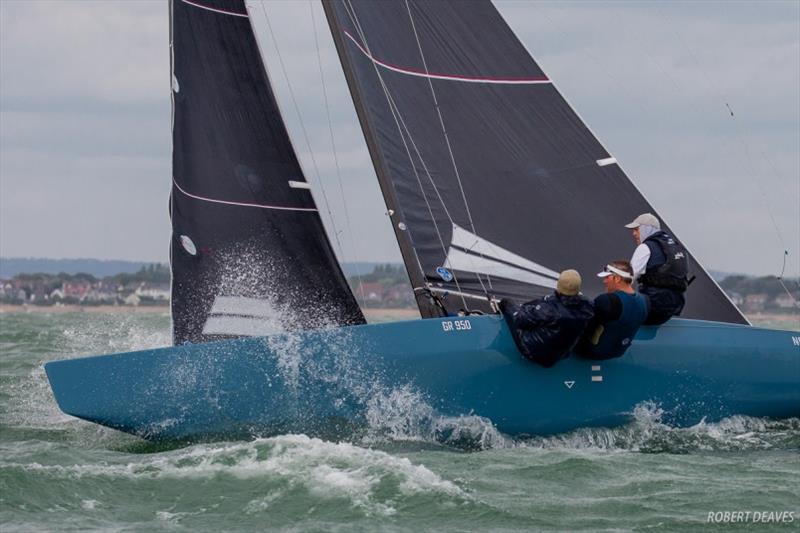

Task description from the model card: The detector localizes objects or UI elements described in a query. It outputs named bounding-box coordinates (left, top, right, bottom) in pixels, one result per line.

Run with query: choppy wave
left=520, top=402, right=800, bottom=453
left=3, top=313, right=799, bottom=531
left=3, top=435, right=468, bottom=518
left=1, top=312, right=171, bottom=447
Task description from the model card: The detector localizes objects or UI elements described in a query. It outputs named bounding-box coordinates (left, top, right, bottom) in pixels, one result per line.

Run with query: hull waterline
left=44, top=316, right=800, bottom=441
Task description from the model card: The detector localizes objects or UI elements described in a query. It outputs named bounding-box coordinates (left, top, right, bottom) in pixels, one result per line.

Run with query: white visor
left=597, top=264, right=633, bottom=279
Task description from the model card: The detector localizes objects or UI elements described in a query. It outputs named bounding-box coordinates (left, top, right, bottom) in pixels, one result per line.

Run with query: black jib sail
left=323, top=0, right=746, bottom=324
left=169, top=0, right=364, bottom=344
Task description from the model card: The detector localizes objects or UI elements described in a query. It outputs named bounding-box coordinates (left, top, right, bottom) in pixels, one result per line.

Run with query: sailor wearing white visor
left=575, top=260, right=649, bottom=360
left=625, top=213, right=690, bottom=325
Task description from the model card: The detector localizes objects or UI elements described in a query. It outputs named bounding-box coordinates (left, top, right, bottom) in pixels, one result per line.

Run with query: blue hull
left=44, top=316, right=800, bottom=441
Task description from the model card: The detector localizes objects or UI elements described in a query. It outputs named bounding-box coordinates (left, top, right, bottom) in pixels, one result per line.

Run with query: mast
left=322, top=0, right=747, bottom=324
left=322, top=0, right=445, bottom=318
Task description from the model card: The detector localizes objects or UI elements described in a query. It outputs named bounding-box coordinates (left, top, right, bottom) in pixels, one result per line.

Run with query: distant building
left=728, top=292, right=744, bottom=307
left=135, top=282, right=171, bottom=301
left=773, top=293, right=799, bottom=309
left=358, top=282, right=385, bottom=302
left=63, top=281, right=91, bottom=298
left=84, top=289, right=118, bottom=304
left=744, top=293, right=768, bottom=312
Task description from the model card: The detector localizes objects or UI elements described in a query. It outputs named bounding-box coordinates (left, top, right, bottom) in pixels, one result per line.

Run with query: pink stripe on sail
left=343, top=30, right=550, bottom=85
left=180, top=0, right=248, bottom=18
left=172, top=178, right=318, bottom=212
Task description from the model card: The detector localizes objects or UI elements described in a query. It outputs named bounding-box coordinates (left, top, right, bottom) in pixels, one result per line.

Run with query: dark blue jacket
left=502, top=292, right=594, bottom=367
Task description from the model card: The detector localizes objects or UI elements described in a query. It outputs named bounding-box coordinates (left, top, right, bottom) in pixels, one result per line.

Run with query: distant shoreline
left=0, top=304, right=421, bottom=321
left=0, top=303, right=169, bottom=315
left=1, top=304, right=794, bottom=330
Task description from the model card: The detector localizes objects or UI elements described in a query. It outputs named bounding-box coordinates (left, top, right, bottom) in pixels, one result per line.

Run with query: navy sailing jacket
left=505, top=292, right=595, bottom=367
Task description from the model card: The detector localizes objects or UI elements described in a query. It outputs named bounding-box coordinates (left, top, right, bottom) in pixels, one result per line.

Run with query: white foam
left=519, top=402, right=800, bottom=452
left=80, top=499, right=98, bottom=510
left=3, top=435, right=467, bottom=515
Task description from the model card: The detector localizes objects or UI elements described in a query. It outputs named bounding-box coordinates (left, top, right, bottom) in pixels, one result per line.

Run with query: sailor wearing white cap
left=625, top=213, right=690, bottom=325
left=575, top=260, right=648, bottom=359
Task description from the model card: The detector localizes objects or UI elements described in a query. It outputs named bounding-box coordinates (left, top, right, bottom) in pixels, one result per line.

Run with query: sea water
left=1, top=312, right=798, bottom=532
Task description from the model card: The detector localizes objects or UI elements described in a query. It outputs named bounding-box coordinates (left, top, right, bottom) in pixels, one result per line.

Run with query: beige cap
left=556, top=269, right=582, bottom=296
left=624, top=213, right=661, bottom=230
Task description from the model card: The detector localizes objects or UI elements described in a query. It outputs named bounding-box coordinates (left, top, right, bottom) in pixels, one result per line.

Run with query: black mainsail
left=169, top=0, right=364, bottom=344
left=323, top=0, right=746, bottom=324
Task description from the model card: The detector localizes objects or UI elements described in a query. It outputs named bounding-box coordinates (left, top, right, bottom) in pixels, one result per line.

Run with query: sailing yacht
left=44, top=0, right=799, bottom=441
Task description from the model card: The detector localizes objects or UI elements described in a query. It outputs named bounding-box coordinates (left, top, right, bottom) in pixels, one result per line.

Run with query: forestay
left=323, top=0, right=746, bottom=324
left=169, top=0, right=364, bottom=345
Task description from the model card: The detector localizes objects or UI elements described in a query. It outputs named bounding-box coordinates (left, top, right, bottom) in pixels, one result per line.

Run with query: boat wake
left=519, top=403, right=800, bottom=453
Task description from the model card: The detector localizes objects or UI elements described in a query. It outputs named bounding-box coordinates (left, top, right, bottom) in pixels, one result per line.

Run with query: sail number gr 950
left=442, top=319, right=472, bottom=332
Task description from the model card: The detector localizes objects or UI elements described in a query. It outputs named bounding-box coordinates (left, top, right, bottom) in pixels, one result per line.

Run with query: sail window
left=179, top=235, right=197, bottom=256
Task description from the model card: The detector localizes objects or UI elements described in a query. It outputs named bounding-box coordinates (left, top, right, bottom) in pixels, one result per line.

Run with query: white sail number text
left=442, top=319, right=472, bottom=332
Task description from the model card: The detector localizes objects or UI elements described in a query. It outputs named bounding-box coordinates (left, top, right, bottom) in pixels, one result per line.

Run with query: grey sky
left=1, top=0, right=798, bottom=277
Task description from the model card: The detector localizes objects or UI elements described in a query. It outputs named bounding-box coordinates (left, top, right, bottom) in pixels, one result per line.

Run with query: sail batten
left=324, top=0, right=747, bottom=324
left=169, top=0, right=364, bottom=344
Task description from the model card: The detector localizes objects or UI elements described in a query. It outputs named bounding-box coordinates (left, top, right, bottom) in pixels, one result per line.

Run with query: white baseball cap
left=597, top=264, right=633, bottom=279
left=624, top=213, right=661, bottom=229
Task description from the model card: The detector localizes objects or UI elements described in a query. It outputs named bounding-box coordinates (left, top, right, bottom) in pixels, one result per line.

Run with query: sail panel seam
left=172, top=178, right=318, bottom=212
left=343, top=30, right=550, bottom=85
left=180, top=0, right=248, bottom=18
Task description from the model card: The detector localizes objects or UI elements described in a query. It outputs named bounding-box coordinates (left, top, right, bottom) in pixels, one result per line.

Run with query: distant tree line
left=104, top=264, right=170, bottom=285
left=352, top=264, right=409, bottom=285
left=718, top=275, right=799, bottom=300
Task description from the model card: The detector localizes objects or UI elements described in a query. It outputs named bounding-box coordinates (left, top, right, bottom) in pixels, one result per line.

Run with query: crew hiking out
left=626, top=213, right=690, bottom=325
left=500, top=270, right=594, bottom=367
left=575, top=260, right=648, bottom=359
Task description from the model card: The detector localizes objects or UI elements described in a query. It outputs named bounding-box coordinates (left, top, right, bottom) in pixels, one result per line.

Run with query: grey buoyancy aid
left=582, top=291, right=649, bottom=359
left=640, top=232, right=689, bottom=291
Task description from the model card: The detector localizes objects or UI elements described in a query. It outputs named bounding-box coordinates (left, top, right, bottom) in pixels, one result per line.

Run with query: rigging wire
left=309, top=0, right=367, bottom=307
left=256, top=0, right=346, bottom=262
left=402, top=0, right=494, bottom=297
left=342, top=0, right=472, bottom=312
left=653, top=4, right=798, bottom=305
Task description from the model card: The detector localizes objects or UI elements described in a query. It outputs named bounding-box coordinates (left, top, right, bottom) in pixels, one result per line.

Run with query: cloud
left=1, top=0, right=797, bottom=276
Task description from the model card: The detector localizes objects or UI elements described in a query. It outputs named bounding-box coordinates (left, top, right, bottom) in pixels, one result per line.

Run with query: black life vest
left=639, top=232, right=689, bottom=291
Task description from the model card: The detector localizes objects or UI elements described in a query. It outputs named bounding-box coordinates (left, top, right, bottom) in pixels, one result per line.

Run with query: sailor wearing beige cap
left=499, top=270, right=594, bottom=368
left=625, top=213, right=690, bottom=325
